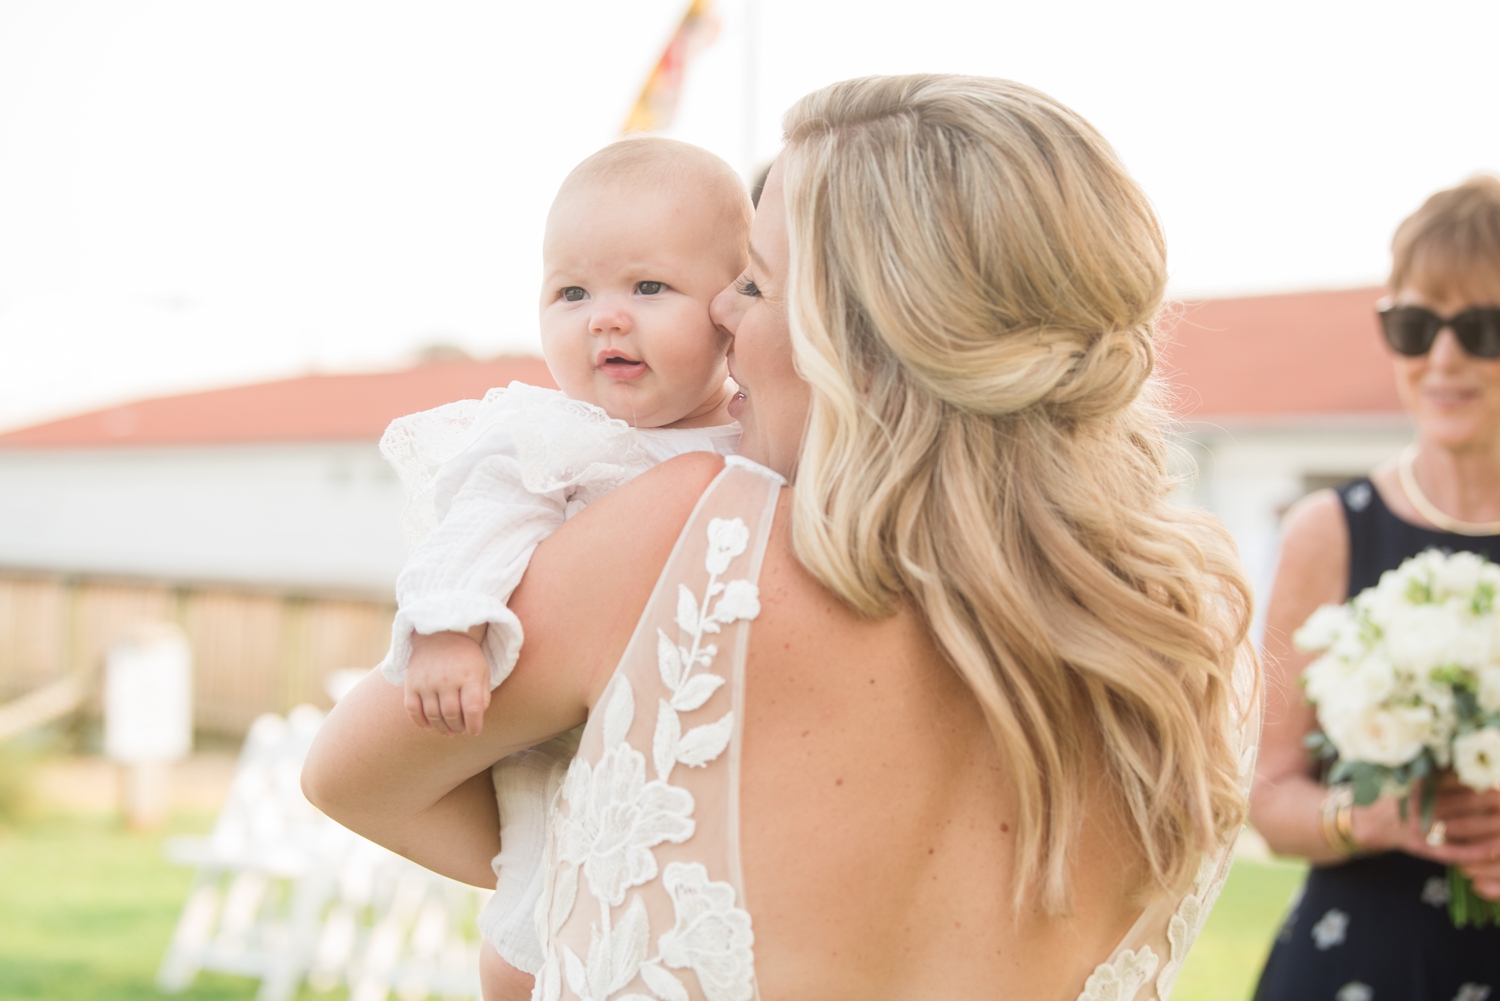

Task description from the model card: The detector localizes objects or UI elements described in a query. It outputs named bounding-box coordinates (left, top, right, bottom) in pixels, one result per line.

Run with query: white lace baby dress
left=531, top=456, right=1261, bottom=1001
left=377, top=381, right=739, bottom=690
left=375, top=381, right=739, bottom=976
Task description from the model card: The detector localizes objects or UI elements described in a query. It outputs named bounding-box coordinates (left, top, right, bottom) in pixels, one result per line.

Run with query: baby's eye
left=735, top=278, right=761, bottom=298
left=561, top=286, right=587, bottom=302
left=636, top=281, right=664, bottom=295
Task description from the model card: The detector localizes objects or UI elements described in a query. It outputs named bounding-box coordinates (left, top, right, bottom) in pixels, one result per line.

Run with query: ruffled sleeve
left=376, top=383, right=655, bottom=689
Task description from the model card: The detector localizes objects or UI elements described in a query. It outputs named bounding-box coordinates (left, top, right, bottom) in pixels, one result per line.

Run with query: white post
left=743, top=0, right=758, bottom=179
left=104, top=623, right=193, bottom=830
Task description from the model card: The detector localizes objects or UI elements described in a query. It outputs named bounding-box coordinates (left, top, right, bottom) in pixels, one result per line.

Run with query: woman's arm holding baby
left=302, top=453, right=726, bottom=886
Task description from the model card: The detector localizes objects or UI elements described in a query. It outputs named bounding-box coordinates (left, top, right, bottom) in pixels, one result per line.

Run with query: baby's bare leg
left=480, top=939, right=534, bottom=1001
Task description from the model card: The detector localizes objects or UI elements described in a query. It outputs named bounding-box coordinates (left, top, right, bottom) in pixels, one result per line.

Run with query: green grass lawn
left=0, top=809, right=1306, bottom=1001
left=0, top=812, right=344, bottom=1001
left=1173, top=857, right=1307, bottom=1001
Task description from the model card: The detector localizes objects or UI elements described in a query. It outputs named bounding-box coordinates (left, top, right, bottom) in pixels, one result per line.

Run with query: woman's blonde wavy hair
left=779, top=75, right=1256, bottom=913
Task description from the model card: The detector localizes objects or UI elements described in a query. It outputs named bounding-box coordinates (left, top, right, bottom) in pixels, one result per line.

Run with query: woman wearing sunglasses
left=1252, top=176, right=1500, bottom=1000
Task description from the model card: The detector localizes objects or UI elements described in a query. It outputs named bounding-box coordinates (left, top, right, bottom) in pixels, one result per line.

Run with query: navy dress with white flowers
left=1252, top=478, right=1500, bottom=1001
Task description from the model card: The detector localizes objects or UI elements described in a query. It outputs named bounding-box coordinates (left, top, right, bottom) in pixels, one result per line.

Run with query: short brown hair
left=1391, top=174, right=1500, bottom=301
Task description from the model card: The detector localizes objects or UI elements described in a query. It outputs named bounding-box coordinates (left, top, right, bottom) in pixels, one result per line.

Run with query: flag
left=622, top=0, right=719, bottom=134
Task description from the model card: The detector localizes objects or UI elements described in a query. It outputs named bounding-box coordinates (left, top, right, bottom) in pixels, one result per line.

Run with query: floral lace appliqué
left=1153, top=855, right=1220, bottom=999
left=534, top=517, right=760, bottom=1001
left=1080, top=948, right=1159, bottom=1001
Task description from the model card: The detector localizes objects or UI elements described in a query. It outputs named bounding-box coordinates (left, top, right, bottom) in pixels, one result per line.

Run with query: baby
left=374, top=137, right=751, bottom=995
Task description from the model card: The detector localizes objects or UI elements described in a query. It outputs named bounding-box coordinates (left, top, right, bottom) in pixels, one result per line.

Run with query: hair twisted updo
left=780, top=75, right=1255, bottom=913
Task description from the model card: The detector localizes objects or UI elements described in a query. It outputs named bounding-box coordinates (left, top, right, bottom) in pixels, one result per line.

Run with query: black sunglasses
left=1377, top=301, right=1500, bottom=359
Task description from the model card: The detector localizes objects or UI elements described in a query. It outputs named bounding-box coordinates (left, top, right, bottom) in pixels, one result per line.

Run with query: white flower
left=1335, top=983, right=1373, bottom=1001
left=711, top=579, right=760, bottom=624
left=1440, top=612, right=1494, bottom=671
left=1079, top=948, right=1158, bottom=1001
left=1479, top=666, right=1500, bottom=715
left=1302, top=654, right=1357, bottom=709
left=1384, top=603, right=1464, bottom=673
left=1414, top=680, right=1459, bottom=756
left=658, top=862, right=755, bottom=1001
left=1455, top=729, right=1500, bottom=791
left=556, top=743, right=695, bottom=906
left=1295, top=604, right=1350, bottom=653
left=704, top=518, right=749, bottom=576
left=1422, top=875, right=1450, bottom=908
left=1320, top=702, right=1432, bottom=768
left=1311, top=908, right=1349, bottom=950
left=1437, top=551, right=1487, bottom=598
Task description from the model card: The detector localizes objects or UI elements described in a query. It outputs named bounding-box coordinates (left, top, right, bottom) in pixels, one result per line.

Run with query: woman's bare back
left=740, top=491, right=1149, bottom=1000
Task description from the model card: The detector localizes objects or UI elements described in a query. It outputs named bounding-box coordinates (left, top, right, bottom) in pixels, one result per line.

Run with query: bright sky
left=2, top=0, right=1498, bottom=432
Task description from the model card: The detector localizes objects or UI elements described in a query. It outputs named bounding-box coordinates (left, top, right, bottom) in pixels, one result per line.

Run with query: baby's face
left=540, top=181, right=742, bottom=428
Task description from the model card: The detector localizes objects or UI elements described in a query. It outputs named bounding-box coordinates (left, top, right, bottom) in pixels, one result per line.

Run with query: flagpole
left=743, top=0, right=758, bottom=178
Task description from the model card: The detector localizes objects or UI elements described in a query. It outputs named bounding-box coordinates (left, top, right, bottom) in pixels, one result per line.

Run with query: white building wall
left=0, top=419, right=1418, bottom=611
left=0, top=442, right=408, bottom=593
left=1179, top=417, right=1414, bottom=638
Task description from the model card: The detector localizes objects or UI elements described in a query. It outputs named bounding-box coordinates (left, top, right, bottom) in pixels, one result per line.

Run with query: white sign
left=104, top=624, right=193, bottom=763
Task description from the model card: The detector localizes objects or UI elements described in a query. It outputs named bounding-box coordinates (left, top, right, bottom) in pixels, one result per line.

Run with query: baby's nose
left=588, top=297, right=633, bottom=334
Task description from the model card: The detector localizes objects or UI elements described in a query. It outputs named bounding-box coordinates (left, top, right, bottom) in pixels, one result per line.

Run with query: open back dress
left=532, top=456, right=1259, bottom=1001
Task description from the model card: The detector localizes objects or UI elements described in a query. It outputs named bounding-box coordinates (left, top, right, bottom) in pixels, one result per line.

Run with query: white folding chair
left=157, top=704, right=489, bottom=1001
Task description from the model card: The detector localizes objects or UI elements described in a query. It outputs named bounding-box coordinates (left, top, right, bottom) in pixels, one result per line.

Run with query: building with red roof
left=1159, top=285, right=1410, bottom=629
left=1161, top=285, right=1400, bottom=421
left=0, top=294, right=1416, bottom=725
left=0, top=357, right=557, bottom=593
left=0, top=357, right=556, bottom=449
left=0, top=291, right=1412, bottom=604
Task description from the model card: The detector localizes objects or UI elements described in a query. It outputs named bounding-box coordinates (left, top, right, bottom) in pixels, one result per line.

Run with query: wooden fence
left=0, top=569, right=394, bottom=736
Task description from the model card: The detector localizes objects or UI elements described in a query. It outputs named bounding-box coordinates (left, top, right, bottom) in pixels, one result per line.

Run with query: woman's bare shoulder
left=507, top=452, right=727, bottom=706
left=1275, top=488, right=1348, bottom=597
left=1260, top=487, right=1348, bottom=692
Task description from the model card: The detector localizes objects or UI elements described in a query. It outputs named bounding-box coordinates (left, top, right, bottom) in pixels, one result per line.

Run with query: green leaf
left=1351, top=767, right=1382, bottom=807
left=1420, top=777, right=1437, bottom=831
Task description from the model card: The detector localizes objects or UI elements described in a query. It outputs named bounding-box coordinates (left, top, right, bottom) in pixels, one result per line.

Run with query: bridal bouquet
left=1296, top=548, right=1500, bottom=927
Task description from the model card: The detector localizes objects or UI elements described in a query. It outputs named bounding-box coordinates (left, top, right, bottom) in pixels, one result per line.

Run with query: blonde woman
left=1251, top=177, right=1500, bottom=1000
left=304, top=75, right=1258, bottom=1001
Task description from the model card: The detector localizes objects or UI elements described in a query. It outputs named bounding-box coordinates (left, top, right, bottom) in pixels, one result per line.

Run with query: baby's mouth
left=597, top=349, right=647, bottom=381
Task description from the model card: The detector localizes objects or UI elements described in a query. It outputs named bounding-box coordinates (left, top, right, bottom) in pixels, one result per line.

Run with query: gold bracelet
left=1320, top=787, right=1345, bottom=855
left=1320, top=785, right=1360, bottom=857
left=1335, top=794, right=1361, bottom=855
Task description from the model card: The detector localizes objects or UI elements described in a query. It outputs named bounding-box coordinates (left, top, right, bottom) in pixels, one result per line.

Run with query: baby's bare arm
left=302, top=454, right=725, bottom=885
left=406, top=625, right=492, bottom=737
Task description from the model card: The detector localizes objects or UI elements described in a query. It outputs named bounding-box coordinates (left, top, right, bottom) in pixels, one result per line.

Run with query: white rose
left=1354, top=656, right=1401, bottom=705
left=1454, top=729, right=1500, bottom=791
left=1413, top=678, right=1458, bottom=726
left=1295, top=605, right=1351, bottom=653
left=1384, top=604, right=1462, bottom=673
left=1435, top=551, right=1486, bottom=599
left=1329, top=626, right=1372, bottom=664
left=1322, top=703, right=1429, bottom=767
left=1303, top=655, right=1362, bottom=711
left=1477, top=666, right=1500, bottom=716
left=1440, top=611, right=1493, bottom=671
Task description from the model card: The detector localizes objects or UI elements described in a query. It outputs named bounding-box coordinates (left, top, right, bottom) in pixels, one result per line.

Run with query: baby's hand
left=406, top=627, right=491, bottom=737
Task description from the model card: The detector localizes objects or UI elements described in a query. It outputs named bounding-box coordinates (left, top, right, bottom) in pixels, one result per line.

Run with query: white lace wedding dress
left=532, top=457, right=1261, bottom=1001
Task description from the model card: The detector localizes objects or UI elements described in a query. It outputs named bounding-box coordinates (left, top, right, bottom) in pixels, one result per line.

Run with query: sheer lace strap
left=1081, top=646, right=1261, bottom=1001
left=534, top=458, right=782, bottom=1001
